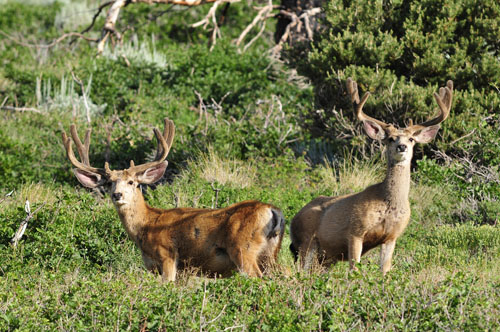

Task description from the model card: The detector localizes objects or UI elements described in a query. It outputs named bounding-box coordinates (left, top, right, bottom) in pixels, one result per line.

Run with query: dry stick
left=11, top=201, right=46, bottom=248
left=1, top=106, right=43, bottom=113
left=71, top=72, right=92, bottom=124
left=0, top=30, right=97, bottom=49
left=80, top=1, right=115, bottom=35
left=450, top=129, right=476, bottom=145
left=270, top=7, right=321, bottom=55
left=1, top=96, right=8, bottom=108
left=210, top=183, right=221, bottom=209
left=191, top=0, right=223, bottom=51
left=235, top=0, right=274, bottom=48
left=0, top=190, right=14, bottom=205
left=96, top=0, right=224, bottom=54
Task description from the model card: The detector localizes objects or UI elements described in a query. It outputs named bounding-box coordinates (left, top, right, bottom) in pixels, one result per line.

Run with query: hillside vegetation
left=0, top=0, right=499, bottom=330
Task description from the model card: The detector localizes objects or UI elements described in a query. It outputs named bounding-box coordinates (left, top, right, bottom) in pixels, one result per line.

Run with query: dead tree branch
left=71, top=72, right=91, bottom=124
left=1, top=106, right=43, bottom=114
left=11, top=200, right=46, bottom=248
left=235, top=0, right=276, bottom=51
left=271, top=7, right=321, bottom=56
left=0, top=190, right=14, bottom=206
left=0, top=30, right=97, bottom=49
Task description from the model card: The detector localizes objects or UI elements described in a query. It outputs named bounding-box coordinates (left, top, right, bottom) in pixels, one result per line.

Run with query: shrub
left=287, top=0, right=500, bottom=165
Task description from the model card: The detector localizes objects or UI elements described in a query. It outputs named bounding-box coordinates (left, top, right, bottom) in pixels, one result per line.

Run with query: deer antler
left=346, top=78, right=390, bottom=129
left=407, top=80, right=453, bottom=133
left=127, top=118, right=175, bottom=174
left=62, top=124, right=109, bottom=176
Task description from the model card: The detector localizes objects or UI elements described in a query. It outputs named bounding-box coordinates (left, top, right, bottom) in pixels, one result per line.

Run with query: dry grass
left=189, top=147, right=257, bottom=189
left=315, top=157, right=384, bottom=196
left=2, top=182, right=58, bottom=207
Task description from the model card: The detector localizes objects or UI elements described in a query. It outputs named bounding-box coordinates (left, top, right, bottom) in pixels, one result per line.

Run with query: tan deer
left=61, top=118, right=285, bottom=281
left=290, top=78, right=453, bottom=274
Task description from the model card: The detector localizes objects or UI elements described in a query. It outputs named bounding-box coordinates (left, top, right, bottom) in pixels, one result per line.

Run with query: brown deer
left=61, top=118, right=285, bottom=281
left=290, top=78, right=453, bottom=274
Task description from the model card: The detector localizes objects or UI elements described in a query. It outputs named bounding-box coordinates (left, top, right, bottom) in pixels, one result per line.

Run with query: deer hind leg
left=348, top=236, right=363, bottom=271
left=228, top=247, right=263, bottom=277
left=379, top=240, right=396, bottom=275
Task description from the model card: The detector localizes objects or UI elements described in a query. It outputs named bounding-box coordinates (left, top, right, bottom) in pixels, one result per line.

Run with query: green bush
left=288, top=0, right=500, bottom=165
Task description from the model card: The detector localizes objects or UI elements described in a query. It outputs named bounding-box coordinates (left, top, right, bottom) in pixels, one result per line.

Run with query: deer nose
left=397, top=144, right=407, bottom=152
left=112, top=192, right=122, bottom=201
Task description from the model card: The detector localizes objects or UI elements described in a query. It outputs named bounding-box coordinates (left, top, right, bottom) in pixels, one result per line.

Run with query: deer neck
left=381, top=161, right=411, bottom=204
left=113, top=193, right=156, bottom=241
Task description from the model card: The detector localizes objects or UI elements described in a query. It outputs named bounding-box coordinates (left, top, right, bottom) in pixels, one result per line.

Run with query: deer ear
left=73, top=169, right=106, bottom=188
left=363, top=120, right=386, bottom=140
left=137, top=161, right=168, bottom=184
left=413, top=125, right=440, bottom=143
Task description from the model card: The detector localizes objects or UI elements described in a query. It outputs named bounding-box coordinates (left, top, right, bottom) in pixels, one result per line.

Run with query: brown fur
left=116, top=194, right=284, bottom=281
left=62, top=119, right=285, bottom=282
left=290, top=79, right=452, bottom=274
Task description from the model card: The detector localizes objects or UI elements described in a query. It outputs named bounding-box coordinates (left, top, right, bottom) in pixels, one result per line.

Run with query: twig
left=0, top=30, right=97, bottom=49
left=80, top=1, right=115, bottom=35
left=11, top=200, right=46, bottom=248
left=0, top=190, right=14, bottom=205
left=235, top=0, right=275, bottom=50
left=450, top=129, right=476, bottom=145
left=174, top=192, right=180, bottom=208
left=191, top=0, right=224, bottom=51
left=210, top=183, right=221, bottom=209
left=71, top=72, right=91, bottom=124
left=1, top=106, right=42, bottom=114
left=270, top=7, right=321, bottom=56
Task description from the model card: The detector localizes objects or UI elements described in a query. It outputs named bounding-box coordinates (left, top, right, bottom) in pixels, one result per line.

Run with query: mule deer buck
left=290, top=78, right=453, bottom=274
left=61, top=118, right=285, bottom=281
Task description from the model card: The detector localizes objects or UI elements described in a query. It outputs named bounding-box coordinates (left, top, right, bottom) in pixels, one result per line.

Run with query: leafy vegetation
left=0, top=0, right=498, bottom=330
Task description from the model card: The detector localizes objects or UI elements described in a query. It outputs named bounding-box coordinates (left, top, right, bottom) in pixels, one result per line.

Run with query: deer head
left=346, top=78, right=453, bottom=165
left=62, top=118, right=175, bottom=207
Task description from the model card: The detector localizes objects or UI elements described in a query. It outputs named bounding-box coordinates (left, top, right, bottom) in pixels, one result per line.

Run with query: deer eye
left=128, top=181, right=134, bottom=185
left=409, top=138, right=415, bottom=143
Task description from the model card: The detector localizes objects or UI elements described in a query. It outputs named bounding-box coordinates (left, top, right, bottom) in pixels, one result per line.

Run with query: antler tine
left=129, top=119, right=175, bottom=174
left=155, top=118, right=175, bottom=160
left=408, top=80, right=453, bottom=133
left=70, top=125, right=91, bottom=166
left=346, top=77, right=389, bottom=128
left=61, top=125, right=107, bottom=175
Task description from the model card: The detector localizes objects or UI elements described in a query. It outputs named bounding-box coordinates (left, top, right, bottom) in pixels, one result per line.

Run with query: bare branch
left=270, top=7, right=321, bottom=56
left=11, top=201, right=46, bottom=248
left=235, top=0, right=275, bottom=48
left=71, top=72, right=91, bottom=124
left=0, top=30, right=97, bottom=49
left=1, top=106, right=43, bottom=113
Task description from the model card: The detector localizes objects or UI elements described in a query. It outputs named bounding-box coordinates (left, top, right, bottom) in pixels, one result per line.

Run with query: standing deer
left=62, top=118, right=285, bottom=281
left=290, top=78, right=453, bottom=274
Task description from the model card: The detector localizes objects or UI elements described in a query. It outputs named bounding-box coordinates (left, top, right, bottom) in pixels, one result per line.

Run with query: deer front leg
left=300, top=235, right=319, bottom=271
left=348, top=236, right=363, bottom=271
left=379, top=240, right=396, bottom=275
left=158, top=247, right=178, bottom=282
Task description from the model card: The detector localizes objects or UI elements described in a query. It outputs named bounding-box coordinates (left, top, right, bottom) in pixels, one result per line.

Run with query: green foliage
left=0, top=1, right=499, bottom=330
left=288, top=0, right=500, bottom=165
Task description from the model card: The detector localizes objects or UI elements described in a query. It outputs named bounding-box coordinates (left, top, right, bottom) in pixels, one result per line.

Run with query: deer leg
left=348, top=236, right=363, bottom=271
left=158, top=247, right=178, bottom=282
left=380, top=240, right=396, bottom=275
left=300, top=236, right=319, bottom=270
left=142, top=253, right=160, bottom=274
left=161, top=257, right=177, bottom=282
left=228, top=248, right=263, bottom=277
